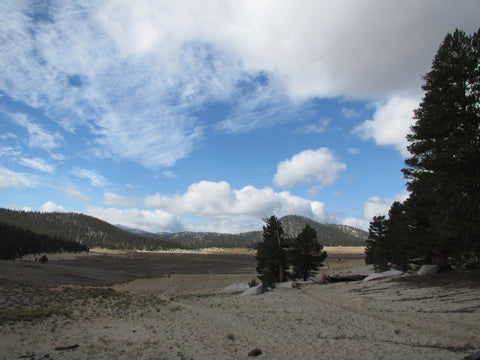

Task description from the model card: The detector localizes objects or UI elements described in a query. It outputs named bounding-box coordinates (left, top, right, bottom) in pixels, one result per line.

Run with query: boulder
left=464, top=350, right=480, bottom=360
left=363, top=270, right=403, bottom=281
left=225, top=282, right=251, bottom=291
left=274, top=281, right=295, bottom=289
left=248, top=348, right=262, bottom=357
left=241, top=284, right=263, bottom=296
left=417, top=264, right=440, bottom=276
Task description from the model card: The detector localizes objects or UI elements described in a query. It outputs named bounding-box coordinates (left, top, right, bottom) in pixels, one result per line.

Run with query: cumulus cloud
left=273, top=148, right=346, bottom=189
left=70, top=167, right=107, bottom=187
left=353, top=95, right=421, bottom=157
left=85, top=205, right=184, bottom=233
left=144, top=180, right=329, bottom=223
left=343, top=192, right=410, bottom=230
left=40, top=201, right=66, bottom=212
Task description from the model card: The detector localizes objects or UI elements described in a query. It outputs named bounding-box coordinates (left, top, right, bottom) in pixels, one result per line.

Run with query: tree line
left=366, top=28, right=480, bottom=271
left=256, top=215, right=327, bottom=287
left=0, top=221, right=89, bottom=260
left=0, top=208, right=182, bottom=251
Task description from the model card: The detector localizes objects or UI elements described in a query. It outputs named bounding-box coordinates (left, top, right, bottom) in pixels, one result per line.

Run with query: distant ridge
left=0, top=208, right=181, bottom=251
left=0, top=208, right=367, bottom=251
left=279, top=215, right=368, bottom=246
left=151, top=215, right=368, bottom=248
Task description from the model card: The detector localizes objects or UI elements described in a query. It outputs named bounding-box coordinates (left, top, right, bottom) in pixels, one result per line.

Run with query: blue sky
left=1, top=1, right=479, bottom=233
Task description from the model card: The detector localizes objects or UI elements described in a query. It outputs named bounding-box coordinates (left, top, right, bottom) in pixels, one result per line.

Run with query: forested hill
left=0, top=209, right=368, bottom=252
left=0, top=208, right=181, bottom=251
left=153, top=215, right=368, bottom=248
left=279, top=215, right=368, bottom=246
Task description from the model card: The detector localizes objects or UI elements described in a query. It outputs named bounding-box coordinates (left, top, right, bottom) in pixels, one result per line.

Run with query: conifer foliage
left=367, top=28, right=480, bottom=270
left=256, top=216, right=327, bottom=287
left=290, top=224, right=327, bottom=281
left=256, top=215, right=289, bottom=288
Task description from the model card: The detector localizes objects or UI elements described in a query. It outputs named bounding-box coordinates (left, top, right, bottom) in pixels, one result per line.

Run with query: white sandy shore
left=1, top=263, right=479, bottom=360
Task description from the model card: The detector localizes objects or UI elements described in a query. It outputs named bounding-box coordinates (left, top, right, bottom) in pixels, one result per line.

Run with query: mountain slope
left=154, top=215, right=367, bottom=248
left=0, top=208, right=181, bottom=251
left=279, top=215, right=368, bottom=246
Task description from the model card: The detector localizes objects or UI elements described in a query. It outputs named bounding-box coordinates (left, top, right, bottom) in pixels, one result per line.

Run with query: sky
left=1, top=1, right=479, bottom=234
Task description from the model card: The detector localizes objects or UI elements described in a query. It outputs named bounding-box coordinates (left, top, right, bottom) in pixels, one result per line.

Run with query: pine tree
left=402, top=28, right=480, bottom=266
left=365, top=216, right=390, bottom=272
left=290, top=224, right=327, bottom=281
left=255, top=215, right=288, bottom=287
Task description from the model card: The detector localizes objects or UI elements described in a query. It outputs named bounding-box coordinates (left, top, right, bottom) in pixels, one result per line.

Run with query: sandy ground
left=1, top=250, right=479, bottom=360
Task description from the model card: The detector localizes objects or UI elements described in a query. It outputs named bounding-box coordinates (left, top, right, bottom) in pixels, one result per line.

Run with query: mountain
left=0, top=209, right=368, bottom=252
left=279, top=215, right=368, bottom=246
left=0, top=208, right=181, bottom=251
left=152, top=215, right=368, bottom=248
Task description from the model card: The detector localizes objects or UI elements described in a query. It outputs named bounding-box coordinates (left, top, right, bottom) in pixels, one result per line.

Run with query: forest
left=0, top=221, right=89, bottom=260
left=365, top=29, right=480, bottom=271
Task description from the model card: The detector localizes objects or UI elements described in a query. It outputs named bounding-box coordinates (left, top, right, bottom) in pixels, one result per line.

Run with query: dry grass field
left=1, top=248, right=479, bottom=360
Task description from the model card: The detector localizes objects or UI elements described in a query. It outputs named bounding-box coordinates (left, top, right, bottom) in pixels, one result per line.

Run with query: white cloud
left=70, top=167, right=107, bottom=187
left=342, top=107, right=360, bottom=119
left=19, top=157, right=55, bottom=173
left=295, top=119, right=330, bottom=134
left=353, top=95, right=421, bottom=157
left=103, top=192, right=138, bottom=207
left=1, top=1, right=478, bottom=170
left=0, top=132, right=17, bottom=140
left=61, top=187, right=91, bottom=202
left=10, top=113, right=63, bottom=151
left=0, top=167, right=36, bottom=189
left=162, top=170, right=178, bottom=179
left=343, top=192, right=410, bottom=230
left=273, top=148, right=346, bottom=189
left=40, top=201, right=66, bottom=212
left=85, top=205, right=184, bottom=233
left=144, top=180, right=329, bottom=224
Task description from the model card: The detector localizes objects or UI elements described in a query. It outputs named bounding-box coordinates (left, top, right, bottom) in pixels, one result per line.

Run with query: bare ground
left=1, top=250, right=479, bottom=360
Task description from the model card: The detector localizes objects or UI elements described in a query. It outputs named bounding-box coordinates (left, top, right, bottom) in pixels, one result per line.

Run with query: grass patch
left=0, top=304, right=72, bottom=322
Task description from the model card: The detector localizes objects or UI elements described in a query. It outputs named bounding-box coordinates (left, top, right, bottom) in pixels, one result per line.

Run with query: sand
left=1, top=251, right=479, bottom=360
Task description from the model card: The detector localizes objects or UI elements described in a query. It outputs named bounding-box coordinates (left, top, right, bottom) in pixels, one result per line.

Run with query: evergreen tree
left=256, top=215, right=288, bottom=287
left=386, top=202, right=411, bottom=271
left=365, top=216, right=390, bottom=272
left=290, top=224, right=327, bottom=281
left=402, top=28, right=480, bottom=266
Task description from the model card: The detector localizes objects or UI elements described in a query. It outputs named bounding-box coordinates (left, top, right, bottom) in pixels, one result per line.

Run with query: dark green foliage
left=0, top=221, right=89, bottom=260
left=365, top=216, right=390, bottom=272
left=0, top=208, right=182, bottom=251
left=256, top=215, right=289, bottom=287
left=402, top=28, right=480, bottom=266
left=368, top=28, right=480, bottom=270
left=290, top=224, right=327, bottom=281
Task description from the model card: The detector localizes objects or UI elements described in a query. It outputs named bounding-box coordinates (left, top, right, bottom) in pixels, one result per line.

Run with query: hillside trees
left=0, top=222, right=89, bottom=260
